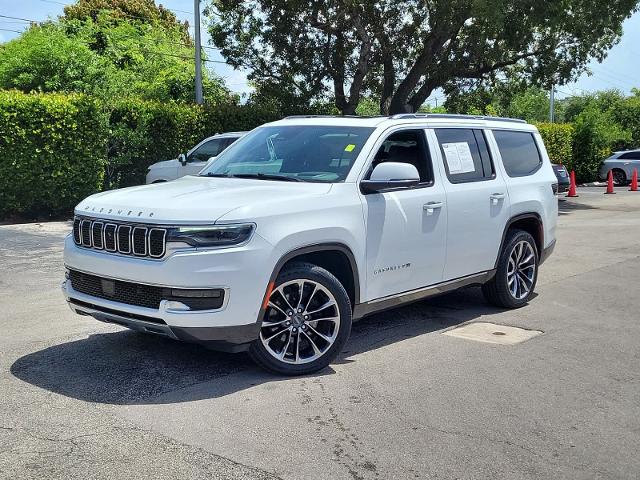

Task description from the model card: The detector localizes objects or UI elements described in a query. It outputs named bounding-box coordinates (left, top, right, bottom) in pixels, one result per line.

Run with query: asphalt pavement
left=1, top=188, right=639, bottom=479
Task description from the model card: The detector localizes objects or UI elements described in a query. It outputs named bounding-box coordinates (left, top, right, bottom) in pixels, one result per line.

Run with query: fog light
left=164, top=300, right=192, bottom=311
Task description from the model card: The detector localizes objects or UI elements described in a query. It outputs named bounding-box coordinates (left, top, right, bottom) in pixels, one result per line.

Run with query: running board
left=352, top=270, right=495, bottom=320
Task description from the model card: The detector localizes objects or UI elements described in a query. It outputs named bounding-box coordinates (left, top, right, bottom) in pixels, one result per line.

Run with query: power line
left=0, top=27, right=22, bottom=33
left=0, top=14, right=39, bottom=23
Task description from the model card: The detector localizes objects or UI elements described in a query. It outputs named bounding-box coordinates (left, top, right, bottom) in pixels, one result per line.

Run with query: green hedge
left=0, top=92, right=288, bottom=219
left=0, top=90, right=107, bottom=219
left=535, top=123, right=574, bottom=168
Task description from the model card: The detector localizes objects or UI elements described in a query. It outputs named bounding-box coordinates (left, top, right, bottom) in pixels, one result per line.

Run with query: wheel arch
left=495, top=213, right=544, bottom=268
left=258, top=243, right=361, bottom=323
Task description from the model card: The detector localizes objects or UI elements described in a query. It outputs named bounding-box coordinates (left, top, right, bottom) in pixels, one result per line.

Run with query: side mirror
left=178, top=153, right=187, bottom=166
left=360, top=162, right=420, bottom=194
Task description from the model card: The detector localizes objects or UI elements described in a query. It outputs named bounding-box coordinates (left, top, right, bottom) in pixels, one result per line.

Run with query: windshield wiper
left=230, top=173, right=303, bottom=182
left=201, top=172, right=232, bottom=177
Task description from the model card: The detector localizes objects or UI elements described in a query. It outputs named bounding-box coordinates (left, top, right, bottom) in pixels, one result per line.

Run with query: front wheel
left=249, top=262, right=352, bottom=375
left=482, top=229, right=539, bottom=309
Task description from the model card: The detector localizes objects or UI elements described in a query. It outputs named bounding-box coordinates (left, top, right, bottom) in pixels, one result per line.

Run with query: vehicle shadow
left=11, top=287, right=507, bottom=405
left=558, top=197, right=598, bottom=215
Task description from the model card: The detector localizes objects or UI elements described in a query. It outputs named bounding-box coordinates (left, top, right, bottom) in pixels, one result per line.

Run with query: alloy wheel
left=260, top=279, right=341, bottom=364
left=506, top=240, right=536, bottom=300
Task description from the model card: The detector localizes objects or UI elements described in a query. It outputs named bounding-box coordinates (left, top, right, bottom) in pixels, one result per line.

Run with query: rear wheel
left=249, top=262, right=352, bottom=375
left=612, top=169, right=627, bottom=186
left=482, top=229, right=538, bottom=309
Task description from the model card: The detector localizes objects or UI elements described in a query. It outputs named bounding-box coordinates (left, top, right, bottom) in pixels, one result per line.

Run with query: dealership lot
left=1, top=188, right=639, bottom=480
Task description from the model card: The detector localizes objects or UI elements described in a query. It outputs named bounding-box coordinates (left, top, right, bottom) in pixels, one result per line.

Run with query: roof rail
left=283, top=114, right=386, bottom=119
left=389, top=113, right=527, bottom=124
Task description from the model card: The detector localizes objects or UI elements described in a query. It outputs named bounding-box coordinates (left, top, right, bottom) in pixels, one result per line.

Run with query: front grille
left=73, top=216, right=165, bottom=258
left=69, top=270, right=164, bottom=309
left=68, top=270, right=226, bottom=311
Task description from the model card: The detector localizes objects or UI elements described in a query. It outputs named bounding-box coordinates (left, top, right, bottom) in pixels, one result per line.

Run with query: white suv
left=63, top=114, right=558, bottom=375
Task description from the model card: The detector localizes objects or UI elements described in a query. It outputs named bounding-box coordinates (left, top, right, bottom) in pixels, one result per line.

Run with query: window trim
left=360, top=128, right=436, bottom=194
left=434, top=127, right=497, bottom=184
left=492, top=129, right=543, bottom=178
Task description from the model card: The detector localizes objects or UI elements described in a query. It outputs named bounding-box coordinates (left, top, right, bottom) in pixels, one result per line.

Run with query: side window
left=434, top=128, right=494, bottom=183
left=370, top=129, right=433, bottom=184
left=493, top=130, right=542, bottom=177
left=619, top=152, right=640, bottom=160
left=189, top=139, right=225, bottom=162
left=222, top=137, right=239, bottom=149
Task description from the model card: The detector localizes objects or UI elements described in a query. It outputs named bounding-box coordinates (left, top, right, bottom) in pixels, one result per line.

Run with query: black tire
left=612, top=169, right=628, bottom=186
left=249, top=262, right=352, bottom=375
left=482, top=229, right=539, bottom=309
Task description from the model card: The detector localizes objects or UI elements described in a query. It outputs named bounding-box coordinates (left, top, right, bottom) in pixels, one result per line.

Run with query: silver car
left=145, top=132, right=247, bottom=184
left=598, top=149, right=640, bottom=185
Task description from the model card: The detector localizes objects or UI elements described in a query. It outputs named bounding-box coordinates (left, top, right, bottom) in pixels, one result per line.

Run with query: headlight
left=166, top=224, right=254, bottom=248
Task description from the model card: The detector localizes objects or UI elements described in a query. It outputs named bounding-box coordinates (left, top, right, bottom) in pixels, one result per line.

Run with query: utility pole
left=194, top=0, right=203, bottom=104
left=549, top=85, right=555, bottom=123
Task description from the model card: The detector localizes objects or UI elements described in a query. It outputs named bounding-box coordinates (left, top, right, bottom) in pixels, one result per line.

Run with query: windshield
left=199, top=125, right=374, bottom=182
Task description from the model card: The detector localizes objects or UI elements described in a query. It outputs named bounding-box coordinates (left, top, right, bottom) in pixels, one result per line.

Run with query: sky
left=1, top=0, right=639, bottom=104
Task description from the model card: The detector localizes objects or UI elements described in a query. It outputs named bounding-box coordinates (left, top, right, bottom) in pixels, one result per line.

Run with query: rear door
left=428, top=127, right=511, bottom=280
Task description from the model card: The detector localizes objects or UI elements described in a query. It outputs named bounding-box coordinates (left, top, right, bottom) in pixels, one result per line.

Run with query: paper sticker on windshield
left=344, top=144, right=356, bottom=152
left=442, top=142, right=475, bottom=174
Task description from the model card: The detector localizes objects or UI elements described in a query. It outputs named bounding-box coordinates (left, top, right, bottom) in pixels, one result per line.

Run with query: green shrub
left=535, top=123, right=574, bottom=168
left=572, top=105, right=631, bottom=182
left=0, top=90, right=107, bottom=219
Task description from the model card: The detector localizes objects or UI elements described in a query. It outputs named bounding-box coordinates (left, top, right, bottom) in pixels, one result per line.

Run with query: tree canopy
left=207, top=0, right=639, bottom=114
left=0, top=0, right=230, bottom=103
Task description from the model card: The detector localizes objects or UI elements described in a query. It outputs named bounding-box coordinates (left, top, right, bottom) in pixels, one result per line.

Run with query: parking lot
left=1, top=188, right=639, bottom=480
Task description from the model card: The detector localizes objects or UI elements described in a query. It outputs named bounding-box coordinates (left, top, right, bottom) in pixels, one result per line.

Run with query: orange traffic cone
left=567, top=170, right=578, bottom=197
left=630, top=168, right=638, bottom=192
left=605, top=170, right=616, bottom=194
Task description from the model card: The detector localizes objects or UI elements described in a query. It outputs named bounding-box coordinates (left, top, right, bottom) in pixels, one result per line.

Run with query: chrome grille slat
left=91, top=222, right=104, bottom=250
left=80, top=220, right=92, bottom=246
left=73, top=217, right=166, bottom=259
left=104, top=224, right=117, bottom=252
left=117, top=225, right=131, bottom=254
left=132, top=227, right=148, bottom=256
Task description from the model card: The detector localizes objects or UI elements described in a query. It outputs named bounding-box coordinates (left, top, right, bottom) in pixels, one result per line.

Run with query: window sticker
left=442, top=142, right=475, bottom=174
left=344, top=144, right=356, bottom=152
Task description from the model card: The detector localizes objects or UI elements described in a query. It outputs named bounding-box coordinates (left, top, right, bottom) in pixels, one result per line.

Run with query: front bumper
left=62, top=280, right=259, bottom=352
left=62, top=233, right=274, bottom=352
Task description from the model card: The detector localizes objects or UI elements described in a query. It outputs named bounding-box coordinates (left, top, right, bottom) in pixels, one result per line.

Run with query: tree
left=0, top=5, right=230, bottom=104
left=0, top=23, right=102, bottom=94
left=64, top=0, right=190, bottom=43
left=207, top=0, right=639, bottom=114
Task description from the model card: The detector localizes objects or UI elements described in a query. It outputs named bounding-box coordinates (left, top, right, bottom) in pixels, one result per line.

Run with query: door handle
left=490, top=193, right=505, bottom=205
left=423, top=201, right=444, bottom=214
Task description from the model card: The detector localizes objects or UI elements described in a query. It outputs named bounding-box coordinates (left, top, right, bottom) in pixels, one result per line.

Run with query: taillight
left=552, top=183, right=559, bottom=195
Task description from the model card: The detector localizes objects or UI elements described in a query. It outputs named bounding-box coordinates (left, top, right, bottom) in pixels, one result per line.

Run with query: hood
left=149, top=159, right=178, bottom=169
left=75, top=175, right=333, bottom=224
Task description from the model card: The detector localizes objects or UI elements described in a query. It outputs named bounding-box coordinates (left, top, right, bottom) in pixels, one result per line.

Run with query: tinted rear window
left=493, top=131, right=542, bottom=177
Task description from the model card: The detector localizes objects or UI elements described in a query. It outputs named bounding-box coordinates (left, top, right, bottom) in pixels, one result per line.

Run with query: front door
left=183, top=138, right=229, bottom=176
left=362, top=128, right=448, bottom=301
left=428, top=127, right=511, bottom=281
